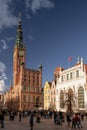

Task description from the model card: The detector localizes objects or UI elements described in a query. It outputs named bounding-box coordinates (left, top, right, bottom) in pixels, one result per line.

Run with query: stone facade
left=43, top=58, right=87, bottom=112
left=55, top=58, right=87, bottom=112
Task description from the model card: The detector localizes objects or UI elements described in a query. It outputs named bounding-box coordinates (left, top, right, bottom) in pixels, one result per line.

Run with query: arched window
left=78, top=87, right=85, bottom=108
left=60, top=90, right=64, bottom=108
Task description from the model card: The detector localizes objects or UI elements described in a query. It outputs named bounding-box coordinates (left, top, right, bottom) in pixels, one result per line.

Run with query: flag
left=68, top=57, right=73, bottom=61
left=68, top=57, right=73, bottom=67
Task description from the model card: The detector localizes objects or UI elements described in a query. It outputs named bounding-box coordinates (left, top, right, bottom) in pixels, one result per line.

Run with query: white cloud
left=0, top=61, right=7, bottom=92
left=0, top=80, right=5, bottom=91
left=26, top=13, right=31, bottom=19
left=0, top=0, right=18, bottom=30
left=0, top=72, right=7, bottom=80
left=29, top=34, right=33, bottom=41
left=0, top=80, right=7, bottom=92
left=25, top=0, right=54, bottom=13
left=1, top=40, right=8, bottom=50
left=26, top=0, right=31, bottom=9
left=6, top=37, right=14, bottom=42
left=0, top=61, right=6, bottom=73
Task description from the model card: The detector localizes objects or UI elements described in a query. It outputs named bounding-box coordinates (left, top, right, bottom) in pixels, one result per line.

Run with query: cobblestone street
left=1, top=115, right=87, bottom=130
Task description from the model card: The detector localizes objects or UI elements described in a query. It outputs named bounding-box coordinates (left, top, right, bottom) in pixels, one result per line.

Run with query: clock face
left=18, top=50, right=24, bottom=56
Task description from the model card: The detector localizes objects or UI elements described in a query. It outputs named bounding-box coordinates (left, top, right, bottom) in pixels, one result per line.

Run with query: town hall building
left=5, top=16, right=43, bottom=111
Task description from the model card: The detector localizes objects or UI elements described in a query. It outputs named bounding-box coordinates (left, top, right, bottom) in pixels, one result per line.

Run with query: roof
left=54, top=67, right=64, bottom=72
left=84, top=64, right=87, bottom=73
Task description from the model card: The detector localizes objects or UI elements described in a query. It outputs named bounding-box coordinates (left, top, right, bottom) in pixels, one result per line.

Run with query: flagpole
left=68, top=60, right=70, bottom=68
left=68, top=57, right=72, bottom=68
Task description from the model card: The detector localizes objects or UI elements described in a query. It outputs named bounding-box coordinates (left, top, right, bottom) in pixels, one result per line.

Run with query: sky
left=1, top=0, right=87, bottom=92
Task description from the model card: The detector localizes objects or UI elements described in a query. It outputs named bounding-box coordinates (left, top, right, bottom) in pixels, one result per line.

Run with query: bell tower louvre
left=6, top=14, right=43, bottom=111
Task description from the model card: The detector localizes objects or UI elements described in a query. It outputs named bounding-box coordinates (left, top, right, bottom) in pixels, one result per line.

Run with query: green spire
left=15, top=13, right=24, bottom=48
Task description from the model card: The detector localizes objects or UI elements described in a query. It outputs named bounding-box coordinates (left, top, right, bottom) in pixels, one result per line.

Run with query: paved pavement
left=1, top=115, right=87, bottom=130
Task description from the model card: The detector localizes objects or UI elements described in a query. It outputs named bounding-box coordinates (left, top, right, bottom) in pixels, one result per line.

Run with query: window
left=23, top=86, right=26, bottom=90
left=76, top=70, right=79, bottom=77
left=78, top=87, right=85, bottom=108
left=67, top=74, right=69, bottom=80
left=58, top=75, right=60, bottom=78
left=70, top=72, right=72, bottom=79
left=28, top=96, right=31, bottom=102
left=56, top=90, right=58, bottom=94
left=61, top=75, right=63, bottom=82
left=51, top=98, right=53, bottom=102
left=33, top=87, right=35, bottom=92
left=54, top=98, right=56, bottom=102
left=28, top=86, right=30, bottom=91
left=48, top=96, right=50, bottom=100
left=48, top=90, right=50, bottom=94
left=33, top=96, right=35, bottom=102
left=45, top=96, right=47, bottom=100
left=60, top=90, right=64, bottom=108
left=23, top=95, right=26, bottom=102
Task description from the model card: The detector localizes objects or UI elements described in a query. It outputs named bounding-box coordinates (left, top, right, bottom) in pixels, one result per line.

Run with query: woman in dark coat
left=66, top=113, right=71, bottom=127
left=30, top=112, right=34, bottom=130
left=19, top=111, right=22, bottom=122
left=0, top=110, right=4, bottom=128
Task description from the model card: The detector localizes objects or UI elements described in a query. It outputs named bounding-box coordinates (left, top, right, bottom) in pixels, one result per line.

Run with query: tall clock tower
left=13, top=15, right=25, bottom=86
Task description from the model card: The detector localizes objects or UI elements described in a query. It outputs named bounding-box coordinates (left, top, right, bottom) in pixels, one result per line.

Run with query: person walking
left=29, top=112, right=34, bottom=130
left=0, top=110, right=4, bottom=128
left=66, top=112, right=71, bottom=128
left=19, top=111, right=22, bottom=122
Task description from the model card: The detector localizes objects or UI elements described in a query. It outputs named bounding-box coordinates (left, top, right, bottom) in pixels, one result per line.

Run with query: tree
left=64, top=88, right=77, bottom=113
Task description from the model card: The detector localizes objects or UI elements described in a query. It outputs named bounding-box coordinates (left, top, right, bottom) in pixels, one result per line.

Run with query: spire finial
left=15, top=12, right=24, bottom=48
left=77, top=57, right=80, bottom=63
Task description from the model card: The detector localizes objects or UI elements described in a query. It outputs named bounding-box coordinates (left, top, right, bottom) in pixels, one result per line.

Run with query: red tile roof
left=54, top=67, right=64, bottom=72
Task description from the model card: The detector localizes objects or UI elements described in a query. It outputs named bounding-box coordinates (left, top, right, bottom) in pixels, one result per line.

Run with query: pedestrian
left=29, top=112, right=34, bottom=130
left=36, top=112, right=40, bottom=123
left=0, top=110, right=4, bottom=128
left=19, top=111, right=22, bottom=122
left=66, top=112, right=71, bottom=128
left=11, top=111, right=14, bottom=120
left=54, top=111, right=57, bottom=124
